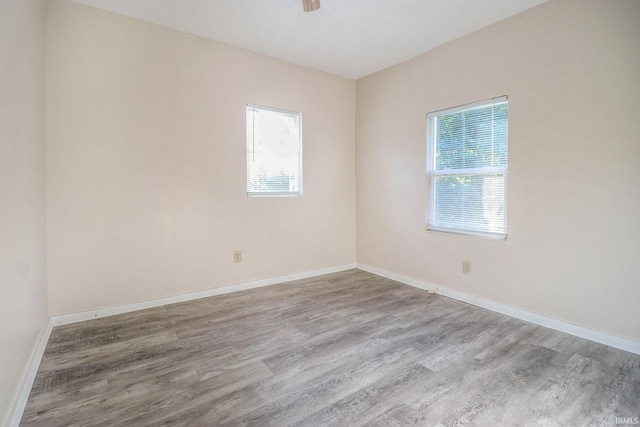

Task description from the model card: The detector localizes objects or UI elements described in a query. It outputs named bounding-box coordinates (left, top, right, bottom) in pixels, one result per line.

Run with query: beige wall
left=1, top=1, right=638, bottom=420
left=0, top=0, right=48, bottom=424
left=46, top=0, right=356, bottom=315
left=356, top=0, right=640, bottom=342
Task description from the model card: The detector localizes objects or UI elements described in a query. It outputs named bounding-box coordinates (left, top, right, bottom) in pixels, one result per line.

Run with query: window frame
left=246, top=104, right=303, bottom=197
left=426, top=96, right=509, bottom=239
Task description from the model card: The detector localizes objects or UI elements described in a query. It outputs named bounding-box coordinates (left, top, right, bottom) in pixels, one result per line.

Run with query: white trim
left=246, top=103, right=299, bottom=117
left=52, top=264, right=357, bottom=326
left=357, top=263, right=640, bottom=355
left=247, top=191, right=301, bottom=197
left=427, top=95, right=508, bottom=118
left=8, top=319, right=54, bottom=427
left=426, top=226, right=507, bottom=240
left=432, top=166, right=507, bottom=176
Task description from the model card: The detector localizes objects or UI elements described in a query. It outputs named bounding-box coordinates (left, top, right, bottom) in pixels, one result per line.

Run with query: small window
left=427, top=96, right=508, bottom=238
left=246, top=104, right=302, bottom=196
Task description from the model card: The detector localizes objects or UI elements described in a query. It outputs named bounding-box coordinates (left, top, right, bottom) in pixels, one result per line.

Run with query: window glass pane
left=428, top=97, right=508, bottom=238
left=433, top=173, right=506, bottom=236
left=246, top=105, right=302, bottom=196
left=435, top=102, right=508, bottom=170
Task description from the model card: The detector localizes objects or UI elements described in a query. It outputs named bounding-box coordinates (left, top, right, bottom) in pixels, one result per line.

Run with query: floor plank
left=20, top=269, right=640, bottom=426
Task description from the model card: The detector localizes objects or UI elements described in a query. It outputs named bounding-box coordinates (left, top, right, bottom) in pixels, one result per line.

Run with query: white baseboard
left=13, top=260, right=638, bottom=427
left=8, top=318, right=54, bottom=427
left=357, top=263, right=640, bottom=355
left=52, top=263, right=357, bottom=326
left=9, top=264, right=356, bottom=425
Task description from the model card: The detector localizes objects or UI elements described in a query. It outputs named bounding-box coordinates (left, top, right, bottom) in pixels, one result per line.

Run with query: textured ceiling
left=70, top=0, right=549, bottom=79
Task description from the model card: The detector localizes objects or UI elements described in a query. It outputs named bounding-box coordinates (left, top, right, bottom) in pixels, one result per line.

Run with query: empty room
left=1, top=0, right=639, bottom=425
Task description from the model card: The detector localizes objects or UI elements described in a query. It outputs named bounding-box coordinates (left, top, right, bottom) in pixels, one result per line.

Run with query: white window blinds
left=427, top=96, right=508, bottom=238
left=246, top=105, right=302, bottom=196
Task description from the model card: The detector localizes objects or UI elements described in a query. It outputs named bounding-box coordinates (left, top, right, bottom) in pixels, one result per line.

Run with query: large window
left=427, top=96, right=508, bottom=238
left=246, top=104, right=302, bottom=196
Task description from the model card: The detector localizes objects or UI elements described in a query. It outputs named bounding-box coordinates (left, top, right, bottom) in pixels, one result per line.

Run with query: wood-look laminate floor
left=21, top=269, right=640, bottom=426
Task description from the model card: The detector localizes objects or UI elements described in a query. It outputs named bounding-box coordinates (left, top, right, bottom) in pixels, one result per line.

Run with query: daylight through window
left=246, top=105, right=302, bottom=196
left=427, top=96, right=508, bottom=238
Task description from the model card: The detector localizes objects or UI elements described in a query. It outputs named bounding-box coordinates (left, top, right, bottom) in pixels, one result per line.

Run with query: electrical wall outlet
left=234, top=251, right=242, bottom=263
left=462, top=261, right=472, bottom=274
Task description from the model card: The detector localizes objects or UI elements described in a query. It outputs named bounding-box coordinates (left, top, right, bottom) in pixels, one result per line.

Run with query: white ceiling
left=70, top=0, right=549, bottom=80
